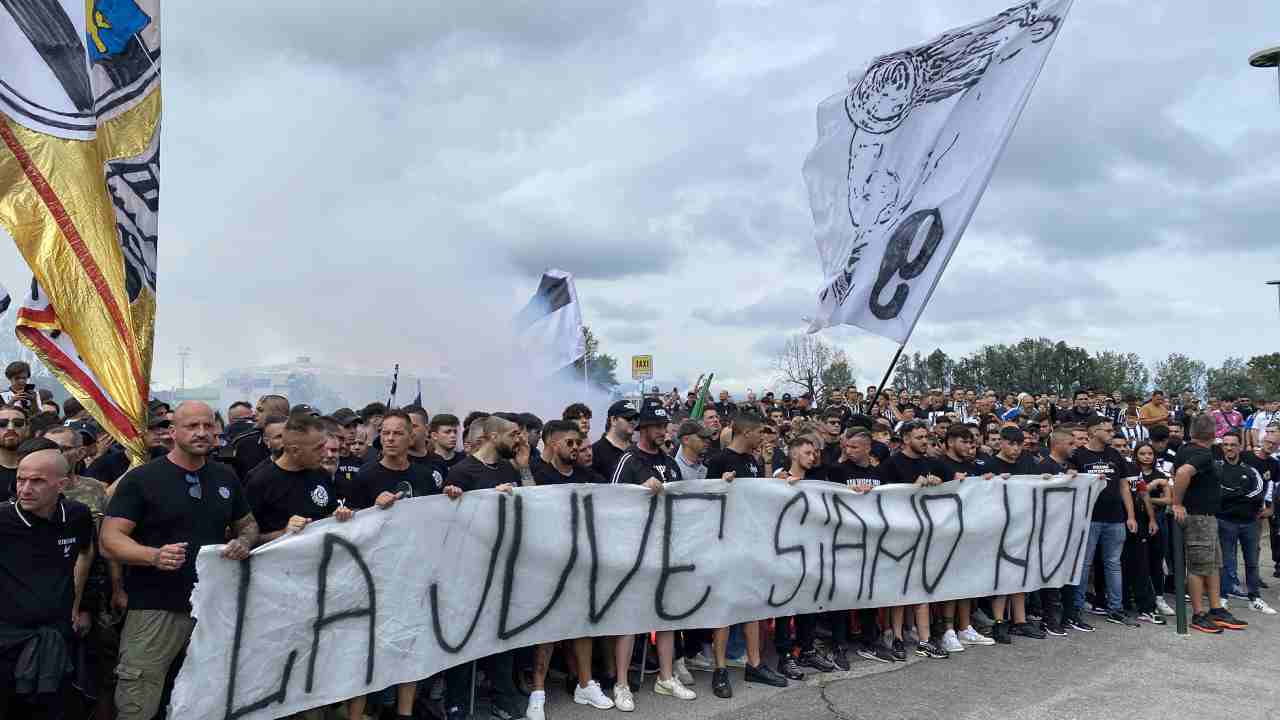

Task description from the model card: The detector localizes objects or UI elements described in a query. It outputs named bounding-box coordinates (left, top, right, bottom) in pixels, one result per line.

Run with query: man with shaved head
left=102, top=401, right=258, bottom=720
left=245, top=414, right=347, bottom=543
left=0, top=447, right=94, bottom=717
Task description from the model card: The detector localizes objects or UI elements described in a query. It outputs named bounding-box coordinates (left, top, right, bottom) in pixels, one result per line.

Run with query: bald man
left=0, top=448, right=94, bottom=718
left=102, top=401, right=259, bottom=720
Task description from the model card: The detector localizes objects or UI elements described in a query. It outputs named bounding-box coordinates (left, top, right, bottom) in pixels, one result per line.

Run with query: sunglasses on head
left=0, top=418, right=27, bottom=429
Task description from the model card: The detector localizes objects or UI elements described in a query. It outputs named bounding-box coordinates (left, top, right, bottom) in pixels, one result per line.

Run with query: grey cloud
left=692, top=287, right=814, bottom=329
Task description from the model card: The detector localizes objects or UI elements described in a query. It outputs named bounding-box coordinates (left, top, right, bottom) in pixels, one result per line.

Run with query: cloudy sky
left=2, top=0, right=1278, bottom=400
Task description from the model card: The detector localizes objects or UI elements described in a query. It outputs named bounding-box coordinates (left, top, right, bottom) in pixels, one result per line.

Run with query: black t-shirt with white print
left=244, top=461, right=337, bottom=534
left=611, top=446, right=682, bottom=486
left=1069, top=445, right=1134, bottom=523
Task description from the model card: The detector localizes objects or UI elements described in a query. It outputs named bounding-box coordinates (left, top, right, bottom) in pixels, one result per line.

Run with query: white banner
left=172, top=475, right=1102, bottom=720
left=803, top=0, right=1072, bottom=342
left=515, top=268, right=585, bottom=376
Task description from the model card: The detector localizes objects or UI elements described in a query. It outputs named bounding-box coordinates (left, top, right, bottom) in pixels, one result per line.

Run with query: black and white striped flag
left=516, top=269, right=585, bottom=375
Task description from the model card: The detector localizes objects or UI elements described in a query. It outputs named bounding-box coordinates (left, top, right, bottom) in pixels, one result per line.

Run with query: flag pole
left=582, top=328, right=590, bottom=400
left=866, top=343, right=905, bottom=414
left=386, top=363, right=400, bottom=409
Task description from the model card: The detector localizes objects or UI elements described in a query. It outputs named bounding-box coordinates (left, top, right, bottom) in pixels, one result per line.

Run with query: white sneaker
left=1221, top=598, right=1230, bottom=612
left=614, top=685, right=635, bottom=712
left=654, top=677, right=697, bottom=701
left=1155, top=597, right=1175, bottom=616
left=525, top=690, right=546, bottom=720
left=958, top=625, right=995, bottom=646
left=673, top=657, right=694, bottom=685
left=574, top=680, right=614, bottom=709
left=1251, top=597, right=1278, bottom=615
left=725, top=654, right=747, bottom=669
left=941, top=628, right=964, bottom=653
left=684, top=652, right=714, bottom=671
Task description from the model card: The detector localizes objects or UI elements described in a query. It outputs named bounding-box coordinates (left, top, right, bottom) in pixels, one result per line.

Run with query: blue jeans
left=1218, top=517, right=1261, bottom=598
left=1074, top=522, right=1125, bottom=613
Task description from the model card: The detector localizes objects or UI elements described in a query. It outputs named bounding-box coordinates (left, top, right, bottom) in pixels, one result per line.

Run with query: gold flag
left=0, top=0, right=161, bottom=463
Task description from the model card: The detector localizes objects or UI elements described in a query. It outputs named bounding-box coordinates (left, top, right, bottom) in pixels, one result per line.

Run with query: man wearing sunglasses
left=101, top=401, right=259, bottom=720
left=0, top=405, right=30, bottom=502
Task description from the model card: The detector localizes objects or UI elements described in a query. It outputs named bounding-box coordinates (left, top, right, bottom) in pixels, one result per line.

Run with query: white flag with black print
left=803, top=0, right=1072, bottom=343
left=516, top=269, right=585, bottom=375
left=0, top=282, right=9, bottom=320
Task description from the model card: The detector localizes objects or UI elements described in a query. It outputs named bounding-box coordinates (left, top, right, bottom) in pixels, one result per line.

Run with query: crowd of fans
left=0, top=357, right=1276, bottom=720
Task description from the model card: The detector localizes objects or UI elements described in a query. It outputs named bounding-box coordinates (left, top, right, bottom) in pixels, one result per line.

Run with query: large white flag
left=804, top=1, right=1072, bottom=342
left=515, top=269, right=585, bottom=375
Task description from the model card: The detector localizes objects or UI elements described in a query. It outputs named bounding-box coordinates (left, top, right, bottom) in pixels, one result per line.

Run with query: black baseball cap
left=331, top=408, right=360, bottom=426
left=608, top=400, right=639, bottom=419
left=636, top=404, right=670, bottom=429
left=290, top=403, right=320, bottom=417
left=147, top=416, right=172, bottom=430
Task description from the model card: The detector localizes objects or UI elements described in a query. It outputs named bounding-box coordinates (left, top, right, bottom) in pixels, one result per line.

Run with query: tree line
left=771, top=333, right=1280, bottom=401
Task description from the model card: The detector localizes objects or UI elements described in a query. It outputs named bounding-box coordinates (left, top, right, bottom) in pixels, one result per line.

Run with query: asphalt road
left=541, top=580, right=1280, bottom=720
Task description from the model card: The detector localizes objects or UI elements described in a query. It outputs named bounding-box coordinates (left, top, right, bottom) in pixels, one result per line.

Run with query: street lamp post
left=1268, top=281, right=1280, bottom=319
left=1250, top=46, right=1280, bottom=102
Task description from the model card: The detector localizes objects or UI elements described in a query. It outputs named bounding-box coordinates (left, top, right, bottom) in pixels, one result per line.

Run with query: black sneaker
left=1209, top=607, right=1248, bottom=630
left=599, top=674, right=616, bottom=693
left=1259, top=579, right=1270, bottom=589
left=1106, top=611, right=1139, bottom=627
left=857, top=642, right=893, bottom=664
left=490, top=694, right=525, bottom=720
left=914, top=639, right=949, bottom=659
left=798, top=650, right=838, bottom=673
left=712, top=668, right=732, bottom=698
left=1043, top=621, right=1068, bottom=637
left=777, top=655, right=805, bottom=680
left=745, top=662, right=788, bottom=687
left=1011, top=622, right=1046, bottom=639
left=890, top=638, right=907, bottom=662
left=831, top=645, right=851, bottom=671
left=992, top=621, right=1012, bottom=645
left=1065, top=616, right=1095, bottom=632
left=446, top=706, right=467, bottom=720
left=1190, top=613, right=1224, bottom=634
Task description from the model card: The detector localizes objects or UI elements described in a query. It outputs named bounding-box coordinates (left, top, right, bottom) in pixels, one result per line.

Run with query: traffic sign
left=631, top=355, right=653, bottom=381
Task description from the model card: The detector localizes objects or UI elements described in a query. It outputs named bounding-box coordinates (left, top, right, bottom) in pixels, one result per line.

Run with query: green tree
left=1247, top=353, right=1280, bottom=398
left=1088, top=351, right=1150, bottom=396
left=923, top=349, right=952, bottom=390
left=1153, top=353, right=1206, bottom=397
left=820, top=353, right=855, bottom=395
left=1206, top=357, right=1258, bottom=400
left=570, top=326, right=619, bottom=388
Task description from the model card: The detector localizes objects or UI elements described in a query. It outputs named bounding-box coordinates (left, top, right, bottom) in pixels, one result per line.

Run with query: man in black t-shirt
left=436, top=415, right=528, bottom=720
left=703, top=416, right=789, bottom=696
left=0, top=448, right=93, bottom=718
left=228, top=394, right=290, bottom=481
left=984, top=427, right=1048, bottom=643
left=1172, top=414, right=1248, bottom=632
left=1068, top=415, right=1138, bottom=627
left=102, top=402, right=258, bottom=720
left=425, top=414, right=465, bottom=490
left=0, top=405, right=30, bottom=502
left=348, top=411, right=440, bottom=509
left=878, top=422, right=947, bottom=660
left=592, top=400, right=637, bottom=481
left=245, top=414, right=348, bottom=542
left=343, top=410, right=432, bottom=720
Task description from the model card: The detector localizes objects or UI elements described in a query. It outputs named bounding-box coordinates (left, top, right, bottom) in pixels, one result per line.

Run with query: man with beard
left=700, top=407, right=723, bottom=455
left=608, top=404, right=696, bottom=709
left=330, top=410, right=364, bottom=501
left=320, top=431, right=341, bottom=481
left=0, top=405, right=29, bottom=501
left=704, top=414, right=789, bottom=697
left=102, top=402, right=258, bottom=720
left=245, top=414, right=347, bottom=543
left=592, top=401, right=638, bottom=481
left=879, top=422, right=946, bottom=660
left=1069, top=415, right=1139, bottom=627
left=229, top=394, right=290, bottom=480
left=438, top=416, right=526, bottom=720
left=524, top=421, right=613, bottom=718
left=1215, top=432, right=1273, bottom=614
